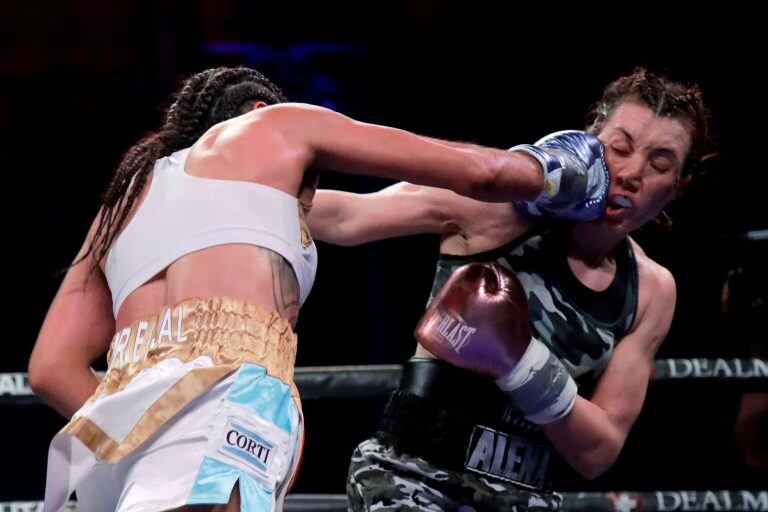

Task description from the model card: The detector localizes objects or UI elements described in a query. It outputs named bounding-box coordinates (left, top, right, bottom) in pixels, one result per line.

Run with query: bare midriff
left=114, top=244, right=301, bottom=331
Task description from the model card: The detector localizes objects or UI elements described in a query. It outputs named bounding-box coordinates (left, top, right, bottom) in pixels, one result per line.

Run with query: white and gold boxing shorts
left=43, top=297, right=303, bottom=512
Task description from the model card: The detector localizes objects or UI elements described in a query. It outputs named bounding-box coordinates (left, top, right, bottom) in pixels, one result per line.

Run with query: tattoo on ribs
left=269, top=252, right=300, bottom=326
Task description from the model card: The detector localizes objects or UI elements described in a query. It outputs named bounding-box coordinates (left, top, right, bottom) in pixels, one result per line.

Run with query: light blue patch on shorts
left=187, top=457, right=273, bottom=510
left=186, top=363, right=299, bottom=509
left=226, top=363, right=297, bottom=435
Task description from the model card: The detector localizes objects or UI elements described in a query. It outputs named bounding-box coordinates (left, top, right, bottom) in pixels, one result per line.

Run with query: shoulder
left=210, top=104, right=321, bottom=178
left=628, top=237, right=676, bottom=297
left=219, top=103, right=336, bottom=147
left=627, top=237, right=676, bottom=340
left=245, top=103, right=344, bottom=130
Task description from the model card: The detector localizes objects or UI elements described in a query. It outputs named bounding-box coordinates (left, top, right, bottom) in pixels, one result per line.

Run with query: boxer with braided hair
left=83, top=67, right=288, bottom=272
left=30, top=65, right=557, bottom=512
left=310, top=67, right=715, bottom=511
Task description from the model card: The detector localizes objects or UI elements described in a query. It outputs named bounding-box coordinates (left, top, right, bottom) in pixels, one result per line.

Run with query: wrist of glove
left=496, top=337, right=578, bottom=425
left=511, top=130, right=609, bottom=222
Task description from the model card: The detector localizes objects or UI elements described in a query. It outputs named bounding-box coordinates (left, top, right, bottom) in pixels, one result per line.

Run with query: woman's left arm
left=543, top=264, right=676, bottom=479
left=28, top=216, right=115, bottom=418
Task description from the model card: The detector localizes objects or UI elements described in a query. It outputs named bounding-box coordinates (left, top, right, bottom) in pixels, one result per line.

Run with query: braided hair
left=79, top=66, right=287, bottom=273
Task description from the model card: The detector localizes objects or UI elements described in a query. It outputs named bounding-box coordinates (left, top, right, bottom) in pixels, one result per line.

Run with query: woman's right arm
left=28, top=217, right=115, bottom=418
left=261, top=103, right=545, bottom=204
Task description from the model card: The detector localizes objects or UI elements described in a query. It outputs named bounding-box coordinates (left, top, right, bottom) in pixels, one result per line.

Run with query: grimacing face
left=595, top=101, right=692, bottom=234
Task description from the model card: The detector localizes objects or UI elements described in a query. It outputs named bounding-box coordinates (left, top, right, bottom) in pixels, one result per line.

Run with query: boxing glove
left=414, top=262, right=577, bottom=424
left=512, top=130, right=609, bottom=222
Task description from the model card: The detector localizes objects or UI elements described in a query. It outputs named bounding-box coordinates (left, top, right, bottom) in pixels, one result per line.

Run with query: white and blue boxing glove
left=512, top=130, right=609, bottom=222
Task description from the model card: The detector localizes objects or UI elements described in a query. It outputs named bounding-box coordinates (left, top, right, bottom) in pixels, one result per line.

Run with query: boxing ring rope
left=0, top=490, right=768, bottom=512
left=2, top=490, right=767, bottom=511
left=2, top=360, right=766, bottom=511
left=1, top=359, right=767, bottom=403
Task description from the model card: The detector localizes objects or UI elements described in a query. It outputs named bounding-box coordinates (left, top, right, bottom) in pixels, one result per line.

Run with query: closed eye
left=651, top=155, right=673, bottom=173
left=610, top=145, right=631, bottom=156
left=650, top=149, right=679, bottom=173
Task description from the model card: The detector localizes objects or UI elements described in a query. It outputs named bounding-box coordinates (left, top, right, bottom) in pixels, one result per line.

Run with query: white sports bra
left=104, top=147, right=318, bottom=316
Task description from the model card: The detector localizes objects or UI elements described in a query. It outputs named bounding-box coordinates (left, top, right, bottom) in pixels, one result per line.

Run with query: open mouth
left=606, top=194, right=633, bottom=215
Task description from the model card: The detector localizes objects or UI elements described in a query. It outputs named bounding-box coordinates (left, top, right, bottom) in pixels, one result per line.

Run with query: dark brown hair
left=588, top=67, right=714, bottom=178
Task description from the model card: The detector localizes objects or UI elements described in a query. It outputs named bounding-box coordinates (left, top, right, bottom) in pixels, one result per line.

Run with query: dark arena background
left=2, top=2, right=766, bottom=511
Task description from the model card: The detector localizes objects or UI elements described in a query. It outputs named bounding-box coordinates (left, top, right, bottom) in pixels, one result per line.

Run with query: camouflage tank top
left=428, top=228, right=638, bottom=388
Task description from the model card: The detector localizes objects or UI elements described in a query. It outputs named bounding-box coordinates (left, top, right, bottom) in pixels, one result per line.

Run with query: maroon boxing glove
left=415, top=262, right=577, bottom=424
left=415, top=262, right=531, bottom=376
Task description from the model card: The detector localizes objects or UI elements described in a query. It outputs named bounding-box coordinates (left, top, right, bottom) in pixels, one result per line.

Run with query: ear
left=252, top=101, right=268, bottom=110
left=674, top=174, right=692, bottom=199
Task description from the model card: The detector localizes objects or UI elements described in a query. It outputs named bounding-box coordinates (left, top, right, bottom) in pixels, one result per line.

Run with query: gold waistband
left=98, top=296, right=298, bottom=398
left=64, top=297, right=300, bottom=463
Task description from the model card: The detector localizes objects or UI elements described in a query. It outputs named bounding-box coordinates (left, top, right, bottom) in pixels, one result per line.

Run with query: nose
left=614, top=157, right=643, bottom=192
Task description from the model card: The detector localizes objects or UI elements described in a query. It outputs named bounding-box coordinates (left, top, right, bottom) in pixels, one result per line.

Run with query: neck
left=568, top=222, right=625, bottom=267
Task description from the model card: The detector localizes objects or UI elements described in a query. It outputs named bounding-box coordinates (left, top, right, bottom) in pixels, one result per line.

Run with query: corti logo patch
left=219, top=420, right=275, bottom=474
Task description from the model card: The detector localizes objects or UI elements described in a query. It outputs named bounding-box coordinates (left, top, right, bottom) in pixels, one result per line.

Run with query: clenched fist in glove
left=512, top=130, right=609, bottom=222
left=415, top=262, right=577, bottom=424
